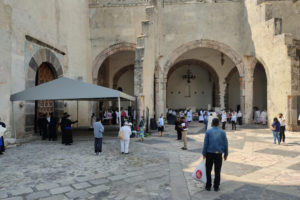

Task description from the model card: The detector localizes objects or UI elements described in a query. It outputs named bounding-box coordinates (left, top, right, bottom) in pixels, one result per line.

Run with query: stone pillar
left=243, top=56, right=256, bottom=124
left=155, top=75, right=166, bottom=120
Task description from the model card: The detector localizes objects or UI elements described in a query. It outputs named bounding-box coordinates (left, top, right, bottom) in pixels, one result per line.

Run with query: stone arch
left=112, top=64, right=134, bottom=89
left=164, top=39, right=244, bottom=78
left=224, top=67, right=240, bottom=111
left=26, top=48, right=63, bottom=88
left=167, top=59, right=220, bottom=107
left=252, top=57, right=270, bottom=83
left=24, top=49, right=63, bottom=134
left=92, top=42, right=136, bottom=81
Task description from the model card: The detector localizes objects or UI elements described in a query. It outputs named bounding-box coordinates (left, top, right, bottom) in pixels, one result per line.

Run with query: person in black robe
left=112, top=110, right=117, bottom=125
left=37, top=113, right=43, bottom=136
left=48, top=113, right=58, bottom=141
left=0, top=118, right=6, bottom=155
left=40, top=114, right=49, bottom=140
left=175, top=117, right=182, bottom=140
left=61, top=113, right=78, bottom=145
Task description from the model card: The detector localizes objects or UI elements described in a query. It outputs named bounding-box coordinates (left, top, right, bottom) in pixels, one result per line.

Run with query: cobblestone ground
left=0, top=122, right=300, bottom=200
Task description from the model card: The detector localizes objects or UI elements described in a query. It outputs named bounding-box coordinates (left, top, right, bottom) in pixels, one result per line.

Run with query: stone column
left=155, top=76, right=166, bottom=120
left=243, top=56, right=256, bottom=124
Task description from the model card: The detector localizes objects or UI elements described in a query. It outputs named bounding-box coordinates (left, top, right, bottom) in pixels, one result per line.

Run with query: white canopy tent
left=10, top=77, right=136, bottom=138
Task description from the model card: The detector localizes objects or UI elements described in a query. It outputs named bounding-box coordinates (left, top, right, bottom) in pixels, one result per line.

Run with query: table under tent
left=10, top=77, right=135, bottom=139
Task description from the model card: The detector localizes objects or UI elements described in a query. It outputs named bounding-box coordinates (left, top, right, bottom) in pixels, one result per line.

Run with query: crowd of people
left=37, top=112, right=78, bottom=145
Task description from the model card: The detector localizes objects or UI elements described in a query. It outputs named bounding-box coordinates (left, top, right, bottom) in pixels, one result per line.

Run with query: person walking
left=158, top=114, right=164, bottom=137
left=202, top=118, right=228, bottom=192
left=221, top=111, right=227, bottom=130
left=271, top=117, right=280, bottom=145
left=175, top=117, right=182, bottom=140
left=231, top=111, right=237, bottom=130
left=181, top=117, right=188, bottom=150
left=119, top=122, right=131, bottom=154
left=94, top=118, right=104, bottom=155
left=278, top=113, right=286, bottom=143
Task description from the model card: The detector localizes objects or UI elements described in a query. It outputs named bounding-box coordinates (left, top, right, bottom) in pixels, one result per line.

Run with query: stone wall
left=244, top=0, right=295, bottom=128
left=0, top=0, right=92, bottom=139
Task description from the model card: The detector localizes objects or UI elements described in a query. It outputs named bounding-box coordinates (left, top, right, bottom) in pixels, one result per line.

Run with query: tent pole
left=118, top=97, right=121, bottom=130
left=77, top=100, right=79, bottom=128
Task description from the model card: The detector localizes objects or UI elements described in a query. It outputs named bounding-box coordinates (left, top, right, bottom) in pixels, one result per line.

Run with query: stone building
left=0, top=0, right=300, bottom=141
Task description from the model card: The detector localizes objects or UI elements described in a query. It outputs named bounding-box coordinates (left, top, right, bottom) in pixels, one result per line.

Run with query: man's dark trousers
left=206, top=152, right=222, bottom=190
left=177, top=130, right=182, bottom=140
left=94, top=137, right=102, bottom=153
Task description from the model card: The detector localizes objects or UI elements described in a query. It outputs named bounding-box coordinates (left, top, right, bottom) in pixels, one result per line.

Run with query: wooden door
left=36, top=63, right=55, bottom=114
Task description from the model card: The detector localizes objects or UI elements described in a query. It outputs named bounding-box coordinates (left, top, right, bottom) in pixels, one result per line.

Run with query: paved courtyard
left=1, top=122, right=300, bottom=200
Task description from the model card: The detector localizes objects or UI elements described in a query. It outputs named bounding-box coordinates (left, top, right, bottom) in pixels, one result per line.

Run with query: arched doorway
left=167, top=59, right=219, bottom=110
left=94, top=44, right=135, bottom=116
left=225, top=67, right=241, bottom=111
left=25, top=49, right=63, bottom=135
left=253, top=62, right=267, bottom=111
left=155, top=40, right=244, bottom=118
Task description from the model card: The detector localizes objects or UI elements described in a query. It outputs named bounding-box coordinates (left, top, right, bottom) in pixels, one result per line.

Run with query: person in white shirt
left=278, top=113, right=286, bottom=143
left=158, top=114, right=164, bottom=137
left=260, top=110, right=267, bottom=125
left=255, top=109, right=261, bottom=124
left=119, top=122, right=132, bottom=154
left=90, top=113, right=96, bottom=129
left=187, top=109, right=193, bottom=122
left=221, top=111, right=227, bottom=130
left=198, top=110, right=204, bottom=123
left=237, top=111, right=243, bottom=125
left=231, top=111, right=237, bottom=130
left=207, top=112, right=216, bottom=130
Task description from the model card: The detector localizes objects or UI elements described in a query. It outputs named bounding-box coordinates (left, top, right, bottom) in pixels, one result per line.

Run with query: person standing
left=0, top=117, right=6, bottom=155
left=221, top=111, right=227, bottom=130
left=181, top=117, right=188, bottom=150
left=237, top=111, right=243, bottom=125
left=40, top=113, right=49, bottom=140
left=260, top=110, right=267, bottom=125
left=61, top=113, right=78, bottom=145
left=139, top=116, right=145, bottom=142
left=271, top=117, right=281, bottom=145
left=278, top=113, right=286, bottom=143
left=119, top=122, right=131, bottom=154
left=158, top=114, right=164, bottom=137
left=231, top=111, right=237, bottom=130
left=175, top=117, right=182, bottom=140
left=90, top=113, right=96, bottom=130
left=187, top=109, right=193, bottom=123
left=203, top=112, right=208, bottom=131
left=48, top=113, right=58, bottom=141
left=202, top=118, right=228, bottom=192
left=207, top=113, right=214, bottom=130
left=94, top=118, right=104, bottom=155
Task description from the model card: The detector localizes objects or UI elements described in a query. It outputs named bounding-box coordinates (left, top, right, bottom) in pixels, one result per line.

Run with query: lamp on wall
left=182, top=69, right=196, bottom=83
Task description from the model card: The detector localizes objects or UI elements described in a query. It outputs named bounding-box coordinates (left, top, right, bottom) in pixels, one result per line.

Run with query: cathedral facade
left=1, top=0, right=300, bottom=140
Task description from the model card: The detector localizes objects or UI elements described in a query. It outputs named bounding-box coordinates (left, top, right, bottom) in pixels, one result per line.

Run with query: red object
left=137, top=127, right=139, bottom=131
left=196, top=170, right=202, bottom=179
left=121, top=111, right=126, bottom=117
